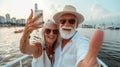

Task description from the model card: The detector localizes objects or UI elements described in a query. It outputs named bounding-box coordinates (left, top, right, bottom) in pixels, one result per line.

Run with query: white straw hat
left=53, top=5, right=84, bottom=24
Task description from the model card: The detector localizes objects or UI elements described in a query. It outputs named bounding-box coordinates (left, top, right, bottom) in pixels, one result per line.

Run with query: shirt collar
left=71, top=31, right=79, bottom=41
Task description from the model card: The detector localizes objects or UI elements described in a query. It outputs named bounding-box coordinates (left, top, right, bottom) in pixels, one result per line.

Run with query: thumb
left=85, top=29, right=104, bottom=62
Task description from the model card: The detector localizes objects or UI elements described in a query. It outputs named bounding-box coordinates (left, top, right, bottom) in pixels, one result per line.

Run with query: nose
left=48, top=31, right=52, bottom=35
left=64, top=20, right=70, bottom=26
left=49, top=30, right=54, bottom=35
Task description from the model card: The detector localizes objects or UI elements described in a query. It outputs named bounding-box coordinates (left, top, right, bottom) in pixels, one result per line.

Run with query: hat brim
left=53, top=11, right=84, bottom=24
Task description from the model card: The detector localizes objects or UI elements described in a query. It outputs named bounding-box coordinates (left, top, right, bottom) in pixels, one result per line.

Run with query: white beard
left=59, top=26, right=77, bottom=39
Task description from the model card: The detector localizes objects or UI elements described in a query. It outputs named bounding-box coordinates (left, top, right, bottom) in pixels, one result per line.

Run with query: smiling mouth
left=48, top=36, right=55, bottom=39
left=62, top=28, right=71, bottom=32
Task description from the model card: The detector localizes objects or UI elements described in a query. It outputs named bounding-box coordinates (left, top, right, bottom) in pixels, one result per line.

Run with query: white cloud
left=90, top=3, right=109, bottom=20
left=90, top=3, right=120, bottom=24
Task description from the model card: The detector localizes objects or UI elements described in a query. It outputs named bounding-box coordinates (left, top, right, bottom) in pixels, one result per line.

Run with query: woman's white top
left=32, top=50, right=52, bottom=67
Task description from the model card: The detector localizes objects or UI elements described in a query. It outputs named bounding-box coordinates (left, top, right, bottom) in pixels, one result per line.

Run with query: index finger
left=27, top=9, right=33, bottom=21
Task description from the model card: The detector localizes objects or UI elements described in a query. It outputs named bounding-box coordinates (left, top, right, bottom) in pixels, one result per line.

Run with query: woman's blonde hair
left=40, top=19, right=60, bottom=49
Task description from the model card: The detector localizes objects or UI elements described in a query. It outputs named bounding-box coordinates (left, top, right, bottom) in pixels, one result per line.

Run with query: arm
left=77, top=29, right=104, bottom=67
left=20, top=9, right=44, bottom=58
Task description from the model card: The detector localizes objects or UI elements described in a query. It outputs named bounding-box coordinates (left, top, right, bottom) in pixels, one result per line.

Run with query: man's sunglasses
left=59, top=18, right=76, bottom=24
left=44, top=29, right=59, bottom=35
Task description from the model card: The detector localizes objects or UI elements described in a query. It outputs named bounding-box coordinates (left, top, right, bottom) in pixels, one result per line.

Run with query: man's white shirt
left=53, top=32, right=89, bottom=67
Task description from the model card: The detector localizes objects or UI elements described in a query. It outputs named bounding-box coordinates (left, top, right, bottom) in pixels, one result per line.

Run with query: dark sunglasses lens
left=45, top=29, right=51, bottom=34
left=60, top=19, right=66, bottom=24
left=53, top=30, right=59, bottom=34
left=69, top=19, right=76, bottom=24
left=45, top=29, right=58, bottom=35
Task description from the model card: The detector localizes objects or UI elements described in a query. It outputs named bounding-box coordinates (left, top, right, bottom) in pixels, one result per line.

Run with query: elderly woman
left=20, top=9, right=60, bottom=67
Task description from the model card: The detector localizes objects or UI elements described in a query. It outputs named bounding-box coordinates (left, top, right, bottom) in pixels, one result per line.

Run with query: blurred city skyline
left=0, top=0, right=120, bottom=24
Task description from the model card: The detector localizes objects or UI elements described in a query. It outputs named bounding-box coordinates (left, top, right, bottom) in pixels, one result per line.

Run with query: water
left=0, top=27, right=120, bottom=67
left=77, top=28, right=120, bottom=67
left=0, top=27, right=25, bottom=66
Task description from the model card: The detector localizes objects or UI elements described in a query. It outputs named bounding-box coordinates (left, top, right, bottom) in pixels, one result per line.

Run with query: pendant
left=50, top=55, right=53, bottom=58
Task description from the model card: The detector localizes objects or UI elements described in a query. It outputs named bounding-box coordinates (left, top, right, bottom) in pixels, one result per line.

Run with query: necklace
left=46, top=46, right=54, bottom=62
left=49, top=54, right=53, bottom=58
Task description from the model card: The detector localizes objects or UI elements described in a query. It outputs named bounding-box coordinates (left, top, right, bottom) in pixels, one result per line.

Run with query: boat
left=14, top=29, right=23, bottom=33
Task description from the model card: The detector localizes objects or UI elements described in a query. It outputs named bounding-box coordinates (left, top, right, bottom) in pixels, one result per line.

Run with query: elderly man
left=53, top=5, right=104, bottom=67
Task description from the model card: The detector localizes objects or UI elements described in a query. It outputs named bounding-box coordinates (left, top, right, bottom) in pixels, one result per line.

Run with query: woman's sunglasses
left=45, top=29, right=59, bottom=35
left=59, top=18, right=76, bottom=24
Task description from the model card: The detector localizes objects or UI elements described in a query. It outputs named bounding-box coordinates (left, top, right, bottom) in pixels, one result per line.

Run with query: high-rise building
left=11, top=17, right=16, bottom=23
left=6, top=13, right=11, bottom=22
left=35, top=3, right=38, bottom=12
left=20, top=19, right=26, bottom=24
left=16, top=19, right=25, bottom=24
left=34, top=3, right=43, bottom=22
left=34, top=3, right=43, bottom=13
left=0, top=16, right=5, bottom=23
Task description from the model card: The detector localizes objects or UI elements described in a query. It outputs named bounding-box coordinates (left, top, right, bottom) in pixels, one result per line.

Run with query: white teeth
left=48, top=36, right=54, bottom=39
left=62, top=26, right=72, bottom=32
left=63, top=29, right=71, bottom=31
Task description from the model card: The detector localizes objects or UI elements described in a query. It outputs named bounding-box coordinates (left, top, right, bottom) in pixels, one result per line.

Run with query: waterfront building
left=16, top=19, right=25, bottom=24
left=11, top=17, right=16, bottom=24
left=5, top=13, right=11, bottom=23
left=35, top=3, right=38, bottom=11
left=34, top=3, right=43, bottom=14
left=0, top=16, right=6, bottom=23
left=34, top=3, right=43, bottom=21
left=20, top=19, right=25, bottom=24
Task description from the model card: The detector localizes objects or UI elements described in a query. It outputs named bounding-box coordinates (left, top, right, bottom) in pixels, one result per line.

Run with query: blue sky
left=0, top=0, right=120, bottom=24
